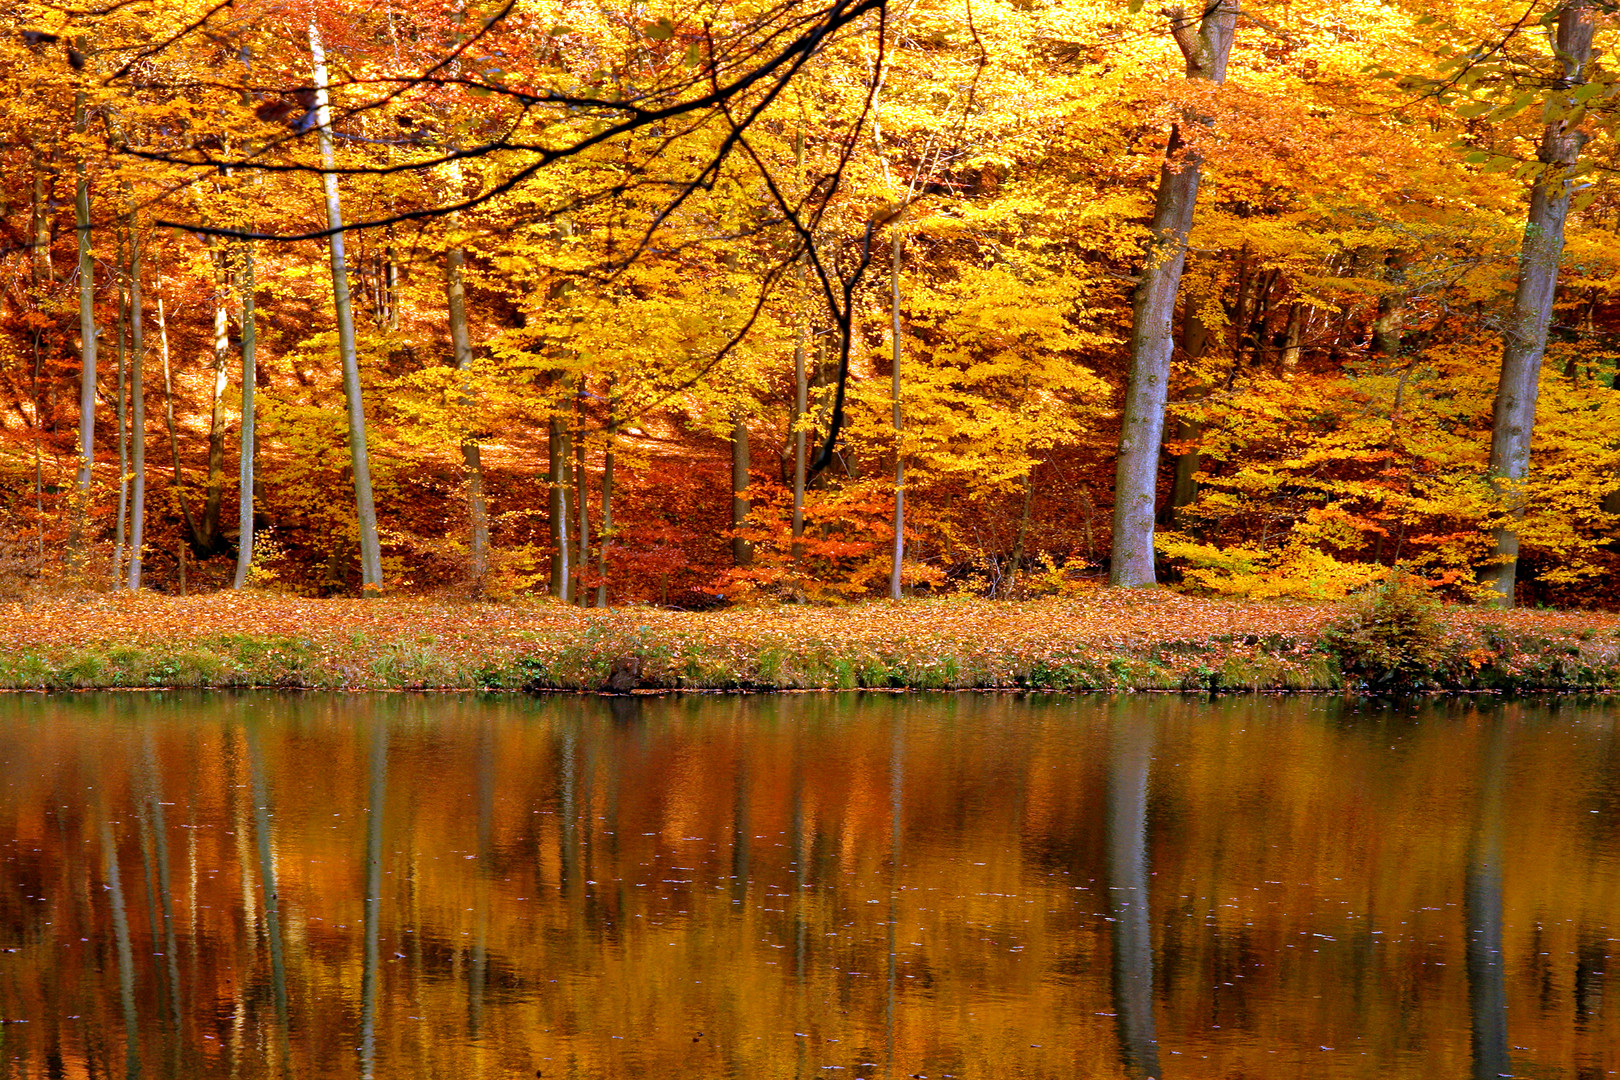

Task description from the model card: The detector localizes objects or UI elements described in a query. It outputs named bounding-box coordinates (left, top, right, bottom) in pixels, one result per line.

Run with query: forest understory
left=2, top=589, right=1617, bottom=694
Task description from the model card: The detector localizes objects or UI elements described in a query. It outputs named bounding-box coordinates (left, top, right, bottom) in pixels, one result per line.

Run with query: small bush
left=1322, top=574, right=1451, bottom=691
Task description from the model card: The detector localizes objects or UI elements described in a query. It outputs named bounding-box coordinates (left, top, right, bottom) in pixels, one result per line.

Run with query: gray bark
left=114, top=267, right=128, bottom=582
left=1110, top=2, right=1238, bottom=587
left=128, top=214, right=146, bottom=590
left=889, top=231, right=904, bottom=600
left=158, top=295, right=205, bottom=553
left=445, top=244, right=490, bottom=592
left=310, top=20, right=385, bottom=595
left=1466, top=721, right=1511, bottom=1080
left=73, top=86, right=98, bottom=548
left=575, top=398, right=590, bottom=604
left=201, top=245, right=230, bottom=551
left=732, top=418, right=753, bottom=567
left=549, top=414, right=571, bottom=600
left=597, top=388, right=615, bottom=608
left=1482, top=0, right=1595, bottom=605
left=232, top=244, right=257, bottom=589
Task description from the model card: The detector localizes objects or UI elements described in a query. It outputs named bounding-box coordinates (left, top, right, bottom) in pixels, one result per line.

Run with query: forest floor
left=4, top=590, right=1620, bottom=693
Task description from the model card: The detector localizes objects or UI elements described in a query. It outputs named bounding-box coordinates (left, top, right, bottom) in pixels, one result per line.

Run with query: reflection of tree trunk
left=1106, top=715, right=1161, bottom=1080
left=559, top=729, right=577, bottom=896
left=470, top=724, right=493, bottom=1035
left=143, top=739, right=183, bottom=1040
left=885, top=718, right=904, bottom=1078
left=1467, top=720, right=1511, bottom=1080
left=247, top=732, right=290, bottom=1036
left=101, top=818, right=142, bottom=1080
left=360, top=723, right=387, bottom=1080
left=731, top=755, right=750, bottom=903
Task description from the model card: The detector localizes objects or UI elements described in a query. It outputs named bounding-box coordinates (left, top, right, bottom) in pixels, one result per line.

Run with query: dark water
left=0, top=693, right=1617, bottom=1080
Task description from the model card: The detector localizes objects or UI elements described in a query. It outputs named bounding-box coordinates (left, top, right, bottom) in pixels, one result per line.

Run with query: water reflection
left=0, top=694, right=1618, bottom=1080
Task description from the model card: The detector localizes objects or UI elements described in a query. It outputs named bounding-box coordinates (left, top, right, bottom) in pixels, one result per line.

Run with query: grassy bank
left=4, top=589, right=1620, bottom=693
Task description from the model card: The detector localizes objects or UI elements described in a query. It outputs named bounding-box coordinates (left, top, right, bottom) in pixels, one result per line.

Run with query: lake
left=0, top=692, right=1615, bottom=1079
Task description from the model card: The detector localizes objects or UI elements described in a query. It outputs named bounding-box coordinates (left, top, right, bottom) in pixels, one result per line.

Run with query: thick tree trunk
left=791, top=323, right=808, bottom=558
left=731, top=418, right=752, bottom=568
left=310, top=20, right=384, bottom=595
left=73, top=86, right=98, bottom=552
left=549, top=414, right=571, bottom=600
left=1110, top=2, right=1238, bottom=587
left=128, top=215, right=146, bottom=590
left=445, top=243, right=489, bottom=592
left=232, top=244, right=257, bottom=589
left=889, top=231, right=904, bottom=600
left=1482, top=0, right=1595, bottom=606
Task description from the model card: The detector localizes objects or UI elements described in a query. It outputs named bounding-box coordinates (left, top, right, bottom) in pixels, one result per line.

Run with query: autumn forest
left=5, top=0, right=1620, bottom=610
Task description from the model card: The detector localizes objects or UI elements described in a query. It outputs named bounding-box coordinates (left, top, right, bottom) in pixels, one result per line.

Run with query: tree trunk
left=157, top=295, right=205, bottom=552
left=1482, top=0, right=1595, bottom=606
left=574, top=393, right=590, bottom=605
left=201, top=244, right=231, bottom=552
left=1005, top=471, right=1034, bottom=598
left=1110, top=1, right=1238, bottom=587
left=445, top=243, right=490, bottom=594
left=1281, top=301, right=1305, bottom=372
left=791, top=322, right=808, bottom=559
left=731, top=418, right=752, bottom=568
left=549, top=413, right=571, bottom=600
left=232, top=243, right=257, bottom=589
left=597, top=387, right=615, bottom=608
left=310, top=20, right=385, bottom=595
left=889, top=231, right=904, bottom=600
left=73, top=84, right=98, bottom=553
left=114, top=265, right=128, bottom=584
left=128, top=213, right=146, bottom=590
left=30, top=151, right=49, bottom=564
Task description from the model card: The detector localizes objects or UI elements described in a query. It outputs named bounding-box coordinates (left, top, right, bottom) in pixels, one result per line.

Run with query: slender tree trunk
left=128, top=215, right=146, bottom=590
left=1005, top=471, right=1034, bottom=598
left=158, top=295, right=205, bottom=551
left=310, top=20, right=384, bottom=595
left=232, top=243, right=257, bottom=589
left=1482, top=0, right=1595, bottom=606
left=549, top=414, right=571, bottom=600
left=597, top=387, right=615, bottom=608
left=114, top=266, right=128, bottom=583
left=445, top=243, right=489, bottom=593
left=791, top=323, right=808, bottom=558
left=30, top=151, right=49, bottom=565
left=574, top=394, right=590, bottom=605
left=1110, top=2, right=1238, bottom=587
left=73, top=84, right=99, bottom=553
left=731, top=418, right=753, bottom=568
left=889, top=231, right=904, bottom=600
left=200, top=245, right=231, bottom=551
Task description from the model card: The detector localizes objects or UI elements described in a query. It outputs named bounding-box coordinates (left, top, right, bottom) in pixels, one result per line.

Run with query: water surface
left=0, top=693, right=1616, bottom=1079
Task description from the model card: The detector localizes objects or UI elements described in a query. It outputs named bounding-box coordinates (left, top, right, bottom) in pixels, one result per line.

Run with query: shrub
left=1322, top=574, right=1452, bottom=691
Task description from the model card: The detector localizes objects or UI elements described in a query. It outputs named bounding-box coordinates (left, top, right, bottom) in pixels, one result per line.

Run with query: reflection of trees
left=100, top=816, right=141, bottom=1080
left=7, top=694, right=1620, bottom=1080
left=1106, top=709, right=1161, bottom=1080
left=360, top=723, right=387, bottom=1080
left=1466, top=719, right=1511, bottom=1080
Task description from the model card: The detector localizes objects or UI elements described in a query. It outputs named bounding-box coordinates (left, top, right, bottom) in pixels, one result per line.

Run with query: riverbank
left=3, top=590, right=1619, bottom=693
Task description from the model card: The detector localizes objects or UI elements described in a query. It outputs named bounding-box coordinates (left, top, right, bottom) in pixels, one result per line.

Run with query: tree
left=1482, top=0, right=1597, bottom=605
left=1110, top=2, right=1239, bottom=588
